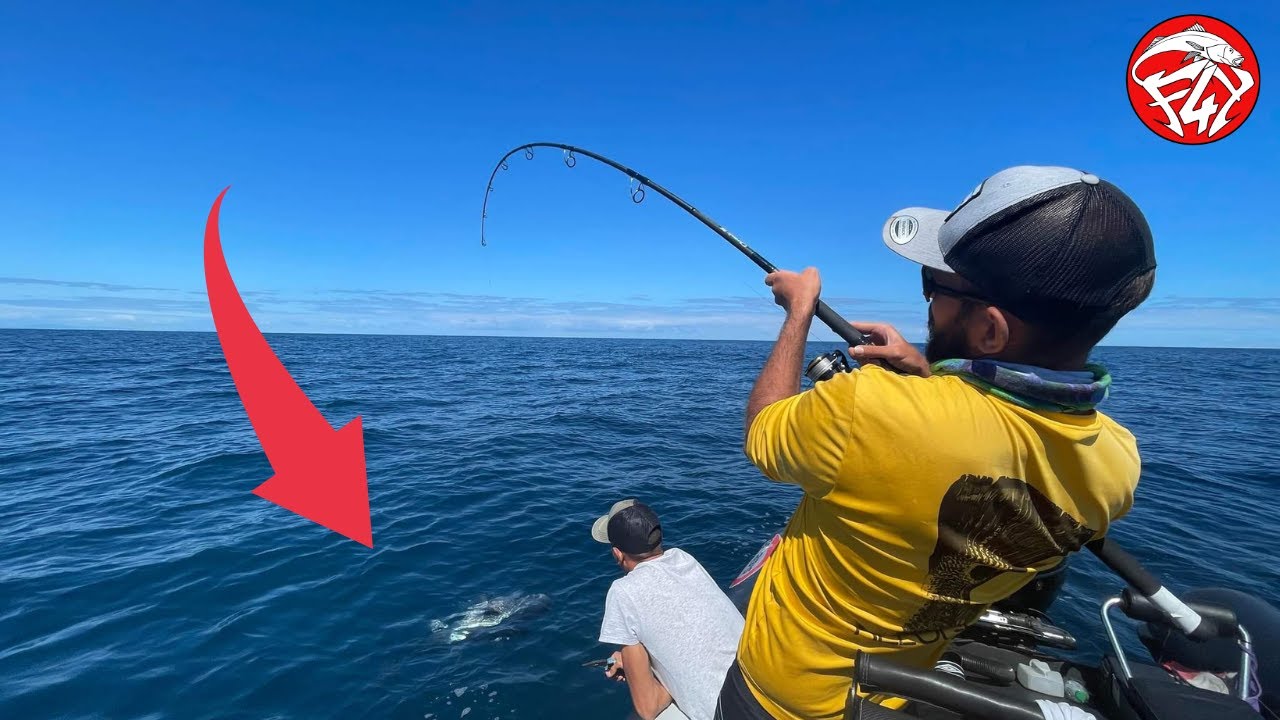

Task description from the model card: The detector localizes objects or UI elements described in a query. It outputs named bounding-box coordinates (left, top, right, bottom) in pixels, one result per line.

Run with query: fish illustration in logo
left=1131, top=22, right=1246, bottom=82
left=1190, top=42, right=1245, bottom=68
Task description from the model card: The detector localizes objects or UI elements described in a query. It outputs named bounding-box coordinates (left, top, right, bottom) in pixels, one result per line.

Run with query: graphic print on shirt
left=901, top=474, right=1096, bottom=639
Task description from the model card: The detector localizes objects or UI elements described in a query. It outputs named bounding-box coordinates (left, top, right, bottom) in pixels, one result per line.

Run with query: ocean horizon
left=4, top=327, right=1279, bottom=351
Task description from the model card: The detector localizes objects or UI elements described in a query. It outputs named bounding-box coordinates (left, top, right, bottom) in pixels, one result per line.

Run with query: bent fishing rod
left=479, top=142, right=869, bottom=348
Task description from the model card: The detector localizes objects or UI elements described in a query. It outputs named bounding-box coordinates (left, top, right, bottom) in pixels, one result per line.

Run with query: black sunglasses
left=921, top=267, right=993, bottom=305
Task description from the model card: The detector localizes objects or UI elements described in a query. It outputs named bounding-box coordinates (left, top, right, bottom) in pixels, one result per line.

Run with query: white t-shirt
left=598, top=548, right=745, bottom=720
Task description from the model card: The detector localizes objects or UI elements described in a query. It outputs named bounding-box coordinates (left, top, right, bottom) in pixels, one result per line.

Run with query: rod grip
left=1089, top=538, right=1209, bottom=637
left=1087, top=538, right=1161, bottom=595
left=1120, top=588, right=1240, bottom=640
left=815, top=300, right=868, bottom=347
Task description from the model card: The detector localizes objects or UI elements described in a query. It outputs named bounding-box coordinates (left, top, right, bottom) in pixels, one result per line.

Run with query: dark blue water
left=1, top=330, right=1277, bottom=719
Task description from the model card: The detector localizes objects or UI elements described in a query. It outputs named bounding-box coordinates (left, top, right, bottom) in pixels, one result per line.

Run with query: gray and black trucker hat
left=882, top=166, right=1156, bottom=322
left=591, top=499, right=662, bottom=555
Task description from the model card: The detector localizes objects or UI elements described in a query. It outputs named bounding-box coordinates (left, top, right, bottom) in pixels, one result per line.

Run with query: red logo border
left=1125, top=13, right=1262, bottom=146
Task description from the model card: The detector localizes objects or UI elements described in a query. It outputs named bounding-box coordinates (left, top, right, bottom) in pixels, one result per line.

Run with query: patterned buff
left=929, top=359, right=1112, bottom=414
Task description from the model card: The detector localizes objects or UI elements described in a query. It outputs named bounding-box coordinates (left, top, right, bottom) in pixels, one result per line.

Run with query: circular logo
left=1127, top=15, right=1260, bottom=144
left=888, top=216, right=918, bottom=244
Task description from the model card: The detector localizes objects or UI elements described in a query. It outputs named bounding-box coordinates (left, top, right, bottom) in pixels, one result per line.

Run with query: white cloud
left=1, top=278, right=1275, bottom=348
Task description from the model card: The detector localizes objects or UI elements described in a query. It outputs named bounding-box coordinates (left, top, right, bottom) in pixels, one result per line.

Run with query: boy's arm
left=615, top=643, right=673, bottom=720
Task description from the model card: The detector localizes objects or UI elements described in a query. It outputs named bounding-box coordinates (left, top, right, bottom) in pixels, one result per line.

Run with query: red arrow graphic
left=203, top=187, right=373, bottom=548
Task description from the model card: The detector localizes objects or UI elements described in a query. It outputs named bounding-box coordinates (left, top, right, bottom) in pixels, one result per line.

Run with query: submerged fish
left=432, top=592, right=551, bottom=643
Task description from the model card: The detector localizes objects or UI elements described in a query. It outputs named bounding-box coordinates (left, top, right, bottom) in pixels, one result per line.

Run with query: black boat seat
left=1100, top=656, right=1258, bottom=720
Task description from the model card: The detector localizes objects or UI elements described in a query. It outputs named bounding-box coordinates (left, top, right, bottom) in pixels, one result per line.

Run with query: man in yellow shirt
left=716, top=166, right=1157, bottom=719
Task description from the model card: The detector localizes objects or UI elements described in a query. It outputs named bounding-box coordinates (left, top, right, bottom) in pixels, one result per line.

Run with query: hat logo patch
left=945, top=179, right=986, bottom=222
left=888, top=216, right=919, bottom=244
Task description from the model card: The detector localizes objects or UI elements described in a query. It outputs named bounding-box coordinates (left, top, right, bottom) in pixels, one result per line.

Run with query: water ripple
left=0, top=331, right=1276, bottom=718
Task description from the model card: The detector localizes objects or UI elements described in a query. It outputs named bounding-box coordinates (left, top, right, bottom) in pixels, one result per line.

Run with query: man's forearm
left=744, top=309, right=814, bottom=438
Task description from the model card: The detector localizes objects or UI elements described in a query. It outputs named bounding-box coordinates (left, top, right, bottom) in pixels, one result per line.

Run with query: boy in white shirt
left=593, top=499, right=745, bottom=720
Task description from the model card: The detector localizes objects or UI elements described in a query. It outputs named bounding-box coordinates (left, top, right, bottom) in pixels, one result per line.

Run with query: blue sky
left=1, top=1, right=1276, bottom=347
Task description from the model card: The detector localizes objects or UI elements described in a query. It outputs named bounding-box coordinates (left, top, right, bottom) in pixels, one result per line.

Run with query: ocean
left=1, top=330, right=1277, bottom=719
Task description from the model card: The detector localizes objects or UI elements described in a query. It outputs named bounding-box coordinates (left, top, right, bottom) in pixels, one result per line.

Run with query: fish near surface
left=431, top=592, right=552, bottom=643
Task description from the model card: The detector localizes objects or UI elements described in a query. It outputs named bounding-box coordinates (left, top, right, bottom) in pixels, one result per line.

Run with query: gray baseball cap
left=882, top=166, right=1156, bottom=322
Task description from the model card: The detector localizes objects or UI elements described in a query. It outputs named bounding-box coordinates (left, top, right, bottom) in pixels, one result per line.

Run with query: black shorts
left=716, top=660, right=917, bottom=720
left=715, top=659, right=777, bottom=720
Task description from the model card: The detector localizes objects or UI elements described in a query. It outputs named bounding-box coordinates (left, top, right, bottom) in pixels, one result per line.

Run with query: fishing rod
left=479, top=142, right=869, bottom=349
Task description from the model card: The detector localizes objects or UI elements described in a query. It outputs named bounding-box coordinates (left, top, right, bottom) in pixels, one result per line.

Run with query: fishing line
left=735, top=277, right=824, bottom=349
left=480, top=142, right=868, bottom=348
